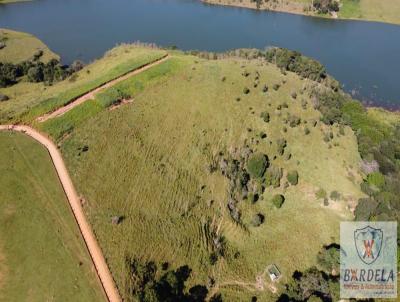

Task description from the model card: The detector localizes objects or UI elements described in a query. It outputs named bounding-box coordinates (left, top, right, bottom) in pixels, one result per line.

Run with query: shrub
left=271, top=194, right=285, bottom=208
left=276, top=138, right=287, bottom=155
left=260, top=111, right=270, bottom=123
left=330, top=190, right=341, bottom=201
left=313, top=0, right=339, bottom=14
left=289, top=115, right=301, bottom=127
left=291, top=91, right=297, bottom=99
left=315, top=188, right=327, bottom=199
left=247, top=153, right=268, bottom=179
left=273, top=84, right=280, bottom=91
left=304, top=127, right=310, bottom=135
left=262, top=85, right=268, bottom=93
left=0, top=93, right=9, bottom=102
left=69, top=60, right=85, bottom=73
left=251, top=213, right=265, bottom=227
left=259, top=131, right=267, bottom=139
left=354, top=198, right=378, bottom=220
left=27, top=66, right=44, bottom=82
left=287, top=170, right=299, bottom=185
left=367, top=172, right=385, bottom=190
left=265, top=48, right=326, bottom=82
left=317, top=245, right=340, bottom=274
left=265, top=166, right=282, bottom=188
left=243, top=87, right=250, bottom=94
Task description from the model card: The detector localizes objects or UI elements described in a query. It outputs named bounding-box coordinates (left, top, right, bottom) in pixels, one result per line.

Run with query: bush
left=287, top=170, right=299, bottom=185
left=317, top=245, right=340, bottom=274
left=265, top=48, right=326, bottom=82
left=243, top=87, right=250, bottom=94
left=260, top=111, right=270, bottom=123
left=315, top=188, right=327, bottom=199
left=259, top=131, right=267, bottom=139
left=330, top=190, right=341, bottom=201
left=289, top=115, right=301, bottom=127
left=313, top=0, right=339, bottom=14
left=69, top=60, right=85, bottom=73
left=273, top=84, right=280, bottom=91
left=96, top=87, right=130, bottom=108
left=366, top=172, right=385, bottom=190
left=264, top=166, right=282, bottom=188
left=304, top=127, right=310, bottom=135
left=276, top=138, right=287, bottom=155
left=0, top=93, right=9, bottom=102
left=27, top=66, right=44, bottom=82
left=354, top=198, right=378, bottom=220
left=247, top=153, right=268, bottom=179
left=271, top=194, right=285, bottom=208
left=251, top=213, right=265, bottom=227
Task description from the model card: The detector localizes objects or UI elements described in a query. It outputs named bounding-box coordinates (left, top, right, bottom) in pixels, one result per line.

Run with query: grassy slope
left=37, top=52, right=365, bottom=300
left=0, top=44, right=167, bottom=123
left=0, top=132, right=104, bottom=302
left=340, top=0, right=400, bottom=24
left=202, top=0, right=400, bottom=24
left=0, top=28, right=59, bottom=63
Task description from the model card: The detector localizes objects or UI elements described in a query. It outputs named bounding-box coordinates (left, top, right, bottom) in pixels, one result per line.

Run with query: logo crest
left=354, top=225, right=383, bottom=265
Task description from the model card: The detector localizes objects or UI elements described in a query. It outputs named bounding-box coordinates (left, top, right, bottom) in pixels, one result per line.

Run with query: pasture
left=0, top=131, right=104, bottom=301
left=44, top=51, right=364, bottom=300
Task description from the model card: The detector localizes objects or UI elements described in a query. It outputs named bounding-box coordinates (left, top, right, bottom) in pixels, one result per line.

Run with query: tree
left=317, top=245, right=340, bottom=274
left=286, top=267, right=330, bottom=301
left=27, top=66, right=44, bottom=82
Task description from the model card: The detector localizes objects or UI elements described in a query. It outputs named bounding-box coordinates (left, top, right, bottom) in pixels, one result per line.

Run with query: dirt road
left=37, top=54, right=169, bottom=122
left=0, top=125, right=121, bottom=302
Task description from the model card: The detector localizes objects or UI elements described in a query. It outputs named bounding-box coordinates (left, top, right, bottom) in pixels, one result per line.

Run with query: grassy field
left=340, top=0, right=400, bottom=24
left=33, top=51, right=364, bottom=300
left=202, top=0, right=400, bottom=24
left=0, top=132, right=104, bottom=301
left=0, top=43, right=167, bottom=123
left=0, top=28, right=59, bottom=63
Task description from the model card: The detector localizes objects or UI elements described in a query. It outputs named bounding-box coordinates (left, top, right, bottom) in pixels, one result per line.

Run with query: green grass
left=204, top=0, right=400, bottom=24
left=0, top=132, right=104, bottom=302
left=0, top=28, right=59, bottom=63
left=0, top=43, right=167, bottom=123
left=39, top=57, right=181, bottom=141
left=340, top=0, right=400, bottom=24
left=45, top=52, right=364, bottom=301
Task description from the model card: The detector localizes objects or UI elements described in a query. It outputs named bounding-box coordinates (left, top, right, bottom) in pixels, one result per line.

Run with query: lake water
left=1, top=0, right=400, bottom=109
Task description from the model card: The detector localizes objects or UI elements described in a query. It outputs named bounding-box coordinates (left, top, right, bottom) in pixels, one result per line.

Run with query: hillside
left=202, top=0, right=400, bottom=25
left=23, top=47, right=365, bottom=301
left=0, top=28, right=59, bottom=64
left=1, top=30, right=399, bottom=301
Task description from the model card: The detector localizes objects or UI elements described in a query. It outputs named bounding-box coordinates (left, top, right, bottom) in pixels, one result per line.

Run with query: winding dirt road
left=0, top=125, right=121, bottom=302
left=37, top=54, right=169, bottom=122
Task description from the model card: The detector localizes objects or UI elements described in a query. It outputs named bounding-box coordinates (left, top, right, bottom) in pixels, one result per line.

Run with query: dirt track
left=0, top=125, right=121, bottom=302
left=37, top=54, right=169, bottom=122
